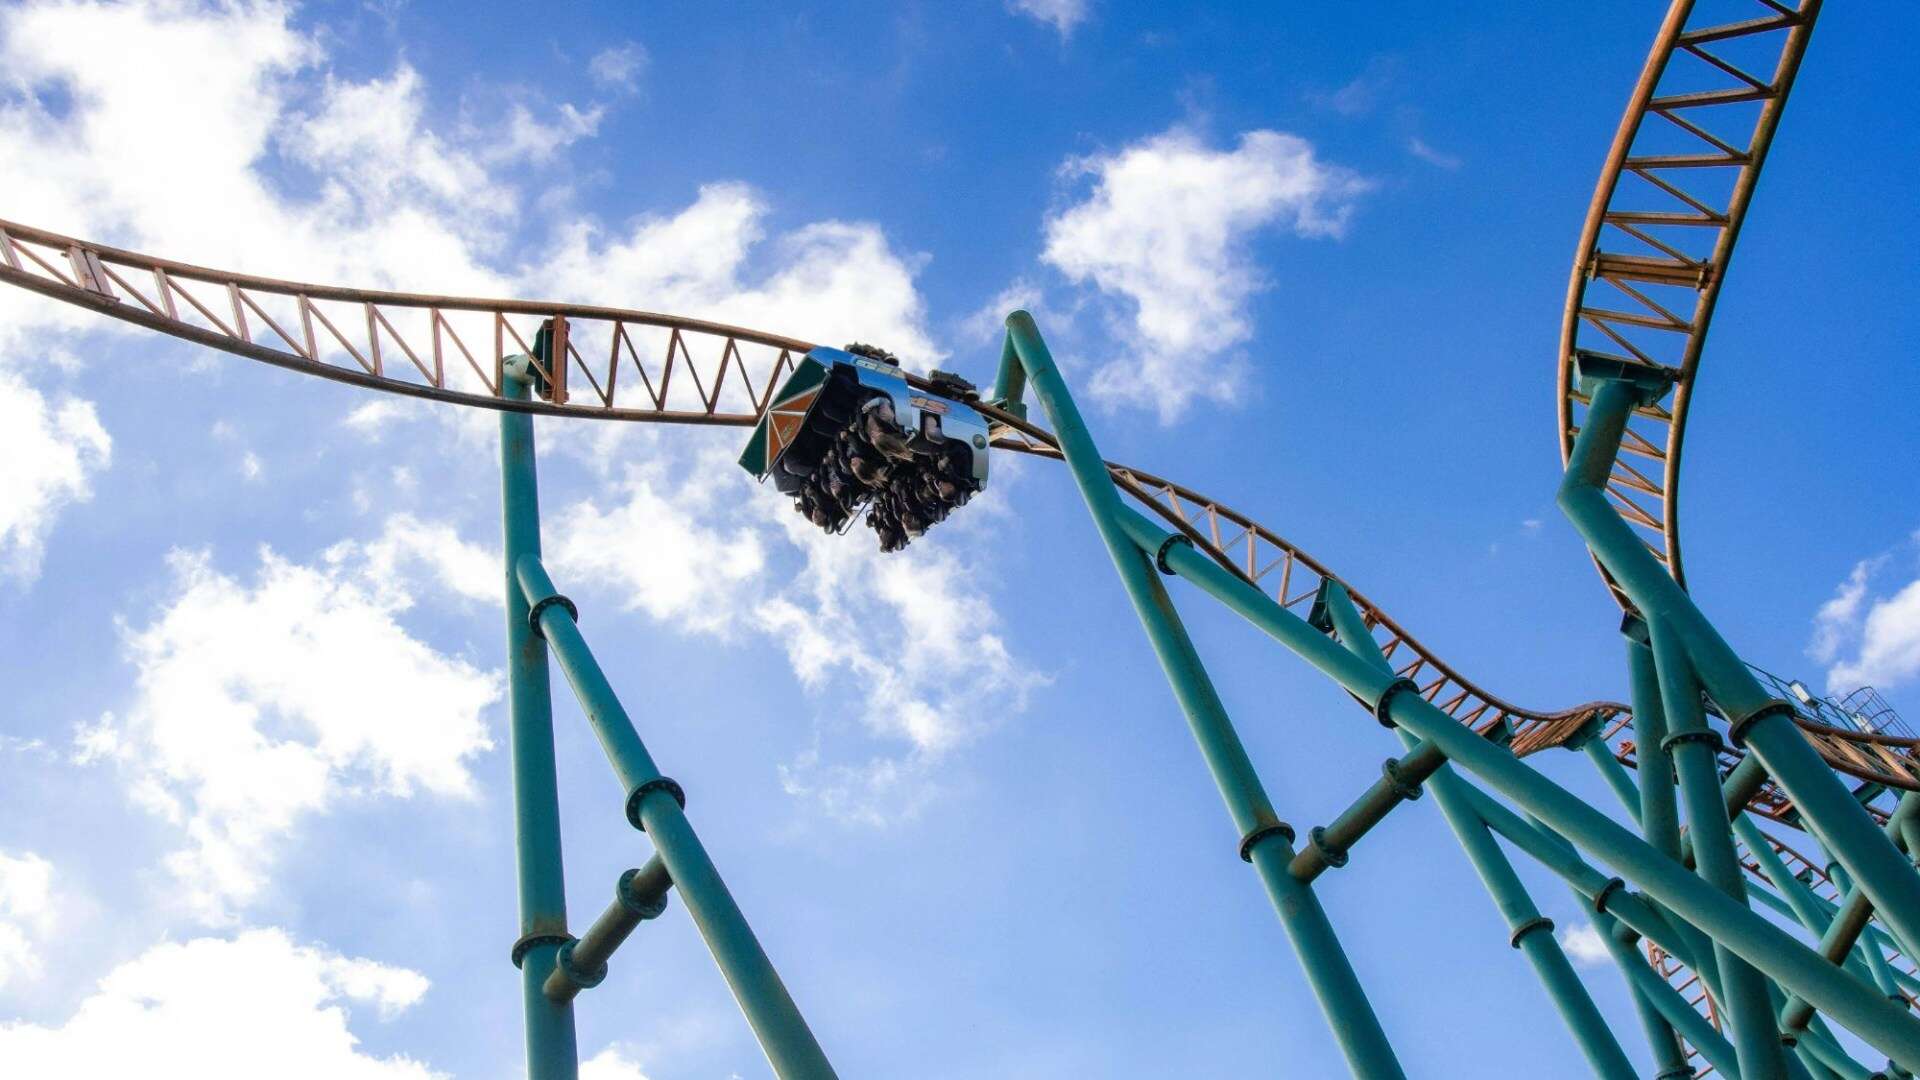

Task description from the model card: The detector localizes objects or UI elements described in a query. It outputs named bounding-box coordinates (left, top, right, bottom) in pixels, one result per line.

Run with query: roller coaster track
left=3, top=201, right=1913, bottom=807
left=4, top=3, right=1914, bottom=1073
left=1558, top=0, right=1820, bottom=607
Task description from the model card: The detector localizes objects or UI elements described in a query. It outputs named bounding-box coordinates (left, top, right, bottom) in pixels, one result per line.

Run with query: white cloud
left=539, top=183, right=938, bottom=369
left=1042, top=126, right=1369, bottom=420
left=0, top=373, right=110, bottom=578
left=1810, top=538, right=1920, bottom=695
left=1557, top=920, right=1612, bottom=968
left=0, top=929, right=443, bottom=1078
left=0, top=0, right=996, bottom=825
left=1007, top=0, right=1088, bottom=37
left=1408, top=136, right=1462, bottom=170
left=0, top=851, right=55, bottom=989
left=588, top=43, right=649, bottom=93
left=549, top=454, right=767, bottom=636
left=492, top=102, right=605, bottom=166
left=78, top=544, right=498, bottom=922
left=348, top=514, right=500, bottom=607
left=582, top=1046, right=655, bottom=1080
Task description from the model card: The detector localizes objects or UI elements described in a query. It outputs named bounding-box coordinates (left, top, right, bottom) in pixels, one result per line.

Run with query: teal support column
left=1735, top=818, right=1877, bottom=986
left=1562, top=373, right=1920, bottom=967
left=1005, top=312, right=1405, bottom=1080
left=515, top=556, right=836, bottom=1080
left=987, top=332, right=1028, bottom=420
left=1625, top=632, right=1684, bottom=865
left=1583, top=736, right=1641, bottom=817
left=1398, top=733, right=1637, bottom=1080
left=1116, top=496, right=1920, bottom=1068
left=1652, top=620, right=1788, bottom=1078
left=1779, top=795, right=1920, bottom=1034
left=1579, top=734, right=1696, bottom=1078
left=1595, top=909, right=1740, bottom=1077
left=1317, top=579, right=1634, bottom=1078
left=1830, top=861, right=1909, bottom=1007
left=499, top=356, right=580, bottom=1080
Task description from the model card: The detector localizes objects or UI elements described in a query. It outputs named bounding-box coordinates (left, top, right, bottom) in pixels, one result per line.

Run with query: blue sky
left=0, top=1, right=1917, bottom=1077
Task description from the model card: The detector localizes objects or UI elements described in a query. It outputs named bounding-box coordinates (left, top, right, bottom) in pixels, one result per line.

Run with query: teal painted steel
left=1582, top=737, right=1640, bottom=816
left=1562, top=374, right=1920, bottom=969
left=1594, top=908, right=1741, bottom=1077
left=515, top=556, right=837, bottom=1080
left=499, top=357, right=581, bottom=1080
left=1004, top=312, right=1407, bottom=1080
left=1734, top=818, right=1877, bottom=987
left=987, top=332, right=1028, bottom=420
left=1829, top=861, right=1909, bottom=1009
left=1319, top=578, right=1636, bottom=1077
left=1651, top=620, right=1789, bottom=1078
left=1624, top=636, right=1683, bottom=863
left=1122, top=500, right=1920, bottom=1067
left=544, top=856, right=672, bottom=1004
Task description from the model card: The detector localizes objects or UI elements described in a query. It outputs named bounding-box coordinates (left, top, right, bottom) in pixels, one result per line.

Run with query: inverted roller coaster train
left=6, top=0, right=1917, bottom=1077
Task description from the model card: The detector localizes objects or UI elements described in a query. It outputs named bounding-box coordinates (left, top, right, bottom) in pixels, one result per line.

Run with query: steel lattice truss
left=5, top=0, right=1917, bottom=1076
left=1558, top=0, right=1820, bottom=603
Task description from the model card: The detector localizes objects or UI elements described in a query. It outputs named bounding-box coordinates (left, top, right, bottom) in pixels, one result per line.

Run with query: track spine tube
left=1004, top=312, right=1407, bottom=1080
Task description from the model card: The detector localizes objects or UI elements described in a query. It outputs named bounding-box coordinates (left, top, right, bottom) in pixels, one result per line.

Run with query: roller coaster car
left=739, top=345, right=990, bottom=553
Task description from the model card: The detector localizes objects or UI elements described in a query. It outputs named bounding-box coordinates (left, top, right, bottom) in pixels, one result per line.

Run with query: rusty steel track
left=1558, top=0, right=1821, bottom=610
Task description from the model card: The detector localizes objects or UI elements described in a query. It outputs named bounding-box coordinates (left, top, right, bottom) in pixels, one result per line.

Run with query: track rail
left=1558, top=0, right=1821, bottom=609
left=3, top=214, right=1914, bottom=800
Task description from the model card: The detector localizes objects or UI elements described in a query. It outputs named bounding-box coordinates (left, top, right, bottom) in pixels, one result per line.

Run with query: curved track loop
left=4, top=216, right=1915, bottom=804
left=1558, top=0, right=1820, bottom=609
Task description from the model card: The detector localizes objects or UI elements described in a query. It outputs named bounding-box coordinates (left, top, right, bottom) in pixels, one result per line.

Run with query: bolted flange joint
left=1728, top=699, right=1795, bottom=749
left=1380, top=756, right=1424, bottom=802
left=617, top=867, right=671, bottom=921
left=553, top=938, right=606, bottom=991
left=1508, top=915, right=1554, bottom=950
left=1154, top=533, right=1193, bottom=575
left=1654, top=1067, right=1695, bottom=1079
left=1239, top=821, right=1296, bottom=863
left=510, top=931, right=572, bottom=970
left=1372, top=677, right=1419, bottom=729
left=1591, top=877, right=1628, bottom=915
left=527, top=593, right=578, bottom=638
left=1659, top=729, right=1723, bottom=755
left=625, top=776, right=687, bottom=831
left=1306, top=826, right=1348, bottom=870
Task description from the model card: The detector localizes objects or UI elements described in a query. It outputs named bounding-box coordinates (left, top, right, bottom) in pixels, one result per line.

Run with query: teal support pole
left=988, top=332, right=1028, bottom=420
left=1626, top=632, right=1684, bottom=865
left=1651, top=620, right=1788, bottom=1078
left=1117, top=496, right=1920, bottom=1068
left=1317, top=580, right=1635, bottom=1078
left=1780, top=794, right=1920, bottom=1033
left=1596, top=909, right=1741, bottom=1077
left=1830, top=861, right=1909, bottom=1007
left=1562, top=374, right=1920, bottom=968
left=1005, top=312, right=1406, bottom=1080
left=499, top=357, right=580, bottom=1080
left=1583, top=736, right=1642, bottom=818
left=515, top=556, right=836, bottom=1080
left=1735, top=818, right=1878, bottom=986
left=1579, top=728, right=1698, bottom=1078
left=1399, top=733, right=1638, bottom=1080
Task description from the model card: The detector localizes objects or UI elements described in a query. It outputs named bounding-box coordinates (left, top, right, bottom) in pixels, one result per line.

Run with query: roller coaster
left=6, top=1, right=1917, bottom=1077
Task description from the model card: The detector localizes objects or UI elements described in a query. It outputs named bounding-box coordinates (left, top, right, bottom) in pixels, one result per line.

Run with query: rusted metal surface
left=1, top=201, right=1912, bottom=807
left=1557, top=0, right=1822, bottom=609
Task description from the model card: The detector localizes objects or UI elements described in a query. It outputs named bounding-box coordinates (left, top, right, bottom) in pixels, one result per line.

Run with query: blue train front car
left=738, top=346, right=990, bottom=552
